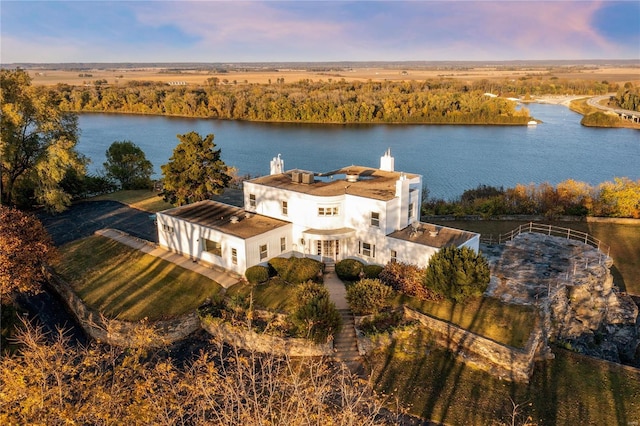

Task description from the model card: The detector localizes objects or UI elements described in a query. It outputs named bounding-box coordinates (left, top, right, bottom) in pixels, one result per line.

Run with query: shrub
left=423, top=246, right=490, bottom=302
left=379, top=261, right=438, bottom=301
left=335, top=259, right=364, bottom=281
left=291, top=281, right=342, bottom=343
left=363, top=264, right=384, bottom=279
left=268, top=257, right=323, bottom=284
left=245, top=265, right=269, bottom=284
left=346, top=278, right=393, bottom=315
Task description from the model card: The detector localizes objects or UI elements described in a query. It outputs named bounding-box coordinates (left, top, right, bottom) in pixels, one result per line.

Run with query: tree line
left=422, top=178, right=640, bottom=219
left=611, top=83, right=640, bottom=112
left=54, top=78, right=537, bottom=124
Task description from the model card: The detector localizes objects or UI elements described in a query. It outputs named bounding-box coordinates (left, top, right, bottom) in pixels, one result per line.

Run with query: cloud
left=1, top=0, right=637, bottom=62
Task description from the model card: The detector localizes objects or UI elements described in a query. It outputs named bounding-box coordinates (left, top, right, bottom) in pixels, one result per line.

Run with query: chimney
left=270, top=154, right=284, bottom=175
left=380, top=148, right=394, bottom=171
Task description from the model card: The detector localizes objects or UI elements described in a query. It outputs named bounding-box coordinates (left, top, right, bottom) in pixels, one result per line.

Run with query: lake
left=77, top=104, right=639, bottom=200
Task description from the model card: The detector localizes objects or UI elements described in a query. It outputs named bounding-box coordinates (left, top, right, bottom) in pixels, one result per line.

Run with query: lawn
left=393, top=294, right=536, bottom=348
left=92, top=189, right=173, bottom=213
left=432, top=219, right=640, bottom=296
left=368, top=335, right=640, bottom=425
left=226, top=278, right=300, bottom=314
left=55, top=235, right=223, bottom=321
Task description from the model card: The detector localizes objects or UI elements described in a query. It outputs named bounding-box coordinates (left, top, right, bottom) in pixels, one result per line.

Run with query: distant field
left=27, top=66, right=640, bottom=86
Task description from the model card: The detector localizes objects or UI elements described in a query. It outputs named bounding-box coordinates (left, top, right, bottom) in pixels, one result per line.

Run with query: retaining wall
left=47, top=272, right=200, bottom=347
left=356, top=306, right=545, bottom=382
left=201, top=317, right=333, bottom=357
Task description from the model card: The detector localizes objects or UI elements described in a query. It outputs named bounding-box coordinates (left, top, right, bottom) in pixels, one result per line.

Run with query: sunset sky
left=1, top=0, right=638, bottom=63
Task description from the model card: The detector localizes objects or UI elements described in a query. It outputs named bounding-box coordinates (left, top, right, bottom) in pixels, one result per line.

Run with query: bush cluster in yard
left=335, top=259, right=364, bottom=281
left=346, top=278, right=394, bottom=315
left=268, top=257, right=323, bottom=284
left=379, top=261, right=440, bottom=301
left=245, top=265, right=269, bottom=284
left=291, top=282, right=342, bottom=344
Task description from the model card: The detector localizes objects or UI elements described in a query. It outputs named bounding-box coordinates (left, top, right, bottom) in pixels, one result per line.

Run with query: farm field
left=26, top=65, right=640, bottom=86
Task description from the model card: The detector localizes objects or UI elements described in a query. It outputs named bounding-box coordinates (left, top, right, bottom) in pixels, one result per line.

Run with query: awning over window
left=302, top=227, right=355, bottom=240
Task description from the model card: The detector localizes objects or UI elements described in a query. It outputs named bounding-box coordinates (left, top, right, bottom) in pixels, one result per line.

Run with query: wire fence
left=480, top=222, right=610, bottom=257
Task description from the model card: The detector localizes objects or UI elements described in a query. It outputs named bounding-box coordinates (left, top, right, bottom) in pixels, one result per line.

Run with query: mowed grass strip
left=393, top=294, right=536, bottom=348
left=369, top=336, right=640, bottom=426
left=55, top=235, right=223, bottom=321
left=226, top=278, right=300, bottom=314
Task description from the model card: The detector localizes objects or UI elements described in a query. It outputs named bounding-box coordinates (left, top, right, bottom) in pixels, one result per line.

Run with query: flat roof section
left=161, top=200, right=290, bottom=239
left=248, top=166, right=420, bottom=201
left=388, top=222, right=478, bottom=249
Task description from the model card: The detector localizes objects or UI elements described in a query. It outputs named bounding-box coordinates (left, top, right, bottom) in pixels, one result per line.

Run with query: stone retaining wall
left=356, top=306, right=545, bottom=382
left=201, top=317, right=333, bottom=357
left=47, top=272, right=200, bottom=347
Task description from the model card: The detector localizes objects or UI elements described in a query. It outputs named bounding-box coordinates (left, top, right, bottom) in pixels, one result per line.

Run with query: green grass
left=55, top=235, right=222, bottom=321
left=393, top=294, right=535, bottom=348
left=226, top=278, right=301, bottom=314
left=369, top=335, right=640, bottom=425
left=433, top=219, right=640, bottom=296
left=91, top=189, right=173, bottom=212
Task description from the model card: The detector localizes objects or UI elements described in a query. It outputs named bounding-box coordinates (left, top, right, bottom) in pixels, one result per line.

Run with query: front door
left=318, top=240, right=339, bottom=262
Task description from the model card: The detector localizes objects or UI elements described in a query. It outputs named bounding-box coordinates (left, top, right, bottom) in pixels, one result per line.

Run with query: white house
left=156, top=150, right=479, bottom=275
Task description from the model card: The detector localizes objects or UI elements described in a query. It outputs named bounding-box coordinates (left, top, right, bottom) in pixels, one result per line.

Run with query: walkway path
left=323, top=264, right=366, bottom=376
left=95, top=228, right=241, bottom=289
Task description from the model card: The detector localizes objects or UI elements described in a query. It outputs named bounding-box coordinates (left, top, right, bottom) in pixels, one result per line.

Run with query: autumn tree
left=0, top=206, right=57, bottom=301
left=103, top=140, right=153, bottom=190
left=0, top=69, right=85, bottom=212
left=160, top=131, right=231, bottom=206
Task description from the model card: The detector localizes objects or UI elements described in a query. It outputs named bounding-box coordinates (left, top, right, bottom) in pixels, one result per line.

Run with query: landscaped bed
left=55, top=235, right=223, bottom=321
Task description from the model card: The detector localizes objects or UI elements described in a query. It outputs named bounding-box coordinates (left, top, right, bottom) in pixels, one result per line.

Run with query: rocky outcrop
left=483, top=233, right=640, bottom=366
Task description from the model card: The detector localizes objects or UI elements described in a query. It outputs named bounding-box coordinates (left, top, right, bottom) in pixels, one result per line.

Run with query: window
left=370, top=212, right=380, bottom=227
left=280, top=237, right=286, bottom=253
left=249, top=194, right=256, bottom=208
left=408, top=202, right=414, bottom=220
left=317, top=240, right=322, bottom=256
left=231, top=248, right=238, bottom=265
left=359, top=241, right=375, bottom=258
left=318, top=206, right=339, bottom=216
left=162, top=224, right=174, bottom=234
left=281, top=200, right=288, bottom=216
left=259, top=244, right=268, bottom=260
left=203, top=239, right=222, bottom=256
left=390, top=249, right=397, bottom=263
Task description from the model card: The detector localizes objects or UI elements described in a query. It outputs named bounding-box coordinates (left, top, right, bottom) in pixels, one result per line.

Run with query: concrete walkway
left=95, top=228, right=241, bottom=289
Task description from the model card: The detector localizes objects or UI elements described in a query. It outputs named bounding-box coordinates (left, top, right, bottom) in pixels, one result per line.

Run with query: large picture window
left=203, top=238, right=222, bottom=256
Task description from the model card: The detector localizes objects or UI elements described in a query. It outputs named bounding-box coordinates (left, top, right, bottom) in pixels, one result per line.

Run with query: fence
left=480, top=222, right=610, bottom=257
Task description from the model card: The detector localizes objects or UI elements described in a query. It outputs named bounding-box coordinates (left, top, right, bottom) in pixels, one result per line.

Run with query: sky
left=1, top=0, right=639, bottom=63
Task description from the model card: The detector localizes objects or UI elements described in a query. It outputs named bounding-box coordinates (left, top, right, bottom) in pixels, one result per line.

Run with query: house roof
left=247, top=166, right=420, bottom=201
left=161, top=200, right=290, bottom=239
left=388, top=222, right=478, bottom=249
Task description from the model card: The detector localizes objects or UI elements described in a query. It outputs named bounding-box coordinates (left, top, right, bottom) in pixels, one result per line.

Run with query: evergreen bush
left=335, top=258, right=364, bottom=281
left=268, top=257, right=323, bottom=284
left=346, top=278, right=393, bottom=315
left=291, top=281, right=342, bottom=343
left=245, top=265, right=269, bottom=284
left=423, top=246, right=490, bottom=302
left=363, top=264, right=384, bottom=279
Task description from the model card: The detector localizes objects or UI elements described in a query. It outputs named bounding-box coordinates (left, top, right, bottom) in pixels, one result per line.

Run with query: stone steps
left=334, top=309, right=361, bottom=363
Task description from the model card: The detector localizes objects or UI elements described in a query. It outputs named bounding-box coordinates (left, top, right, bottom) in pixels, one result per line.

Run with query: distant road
left=587, top=94, right=640, bottom=117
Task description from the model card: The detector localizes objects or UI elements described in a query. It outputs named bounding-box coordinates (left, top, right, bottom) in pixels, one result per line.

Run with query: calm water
left=78, top=104, right=639, bottom=200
